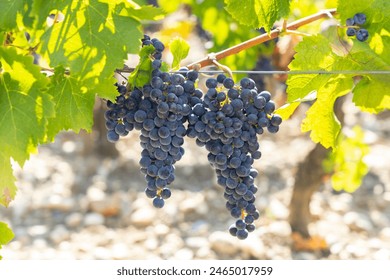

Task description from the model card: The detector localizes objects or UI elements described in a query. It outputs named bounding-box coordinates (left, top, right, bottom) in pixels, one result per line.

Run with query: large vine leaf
left=286, top=0, right=390, bottom=149
left=38, top=0, right=140, bottom=79
left=46, top=67, right=96, bottom=141
left=36, top=0, right=163, bottom=101
left=224, top=0, right=290, bottom=32
left=0, top=47, right=54, bottom=206
left=286, top=35, right=354, bottom=149
left=337, top=0, right=390, bottom=113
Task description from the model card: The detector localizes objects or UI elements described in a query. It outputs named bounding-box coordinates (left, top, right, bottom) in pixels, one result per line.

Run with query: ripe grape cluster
left=186, top=74, right=281, bottom=239
left=104, top=35, right=282, bottom=239
left=346, top=13, right=369, bottom=42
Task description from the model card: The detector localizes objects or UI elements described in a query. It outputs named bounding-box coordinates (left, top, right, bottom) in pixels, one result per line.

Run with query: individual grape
left=205, top=78, right=218, bottom=88
left=153, top=197, right=165, bottom=208
left=186, top=70, right=199, bottom=81
left=229, top=225, right=238, bottom=237
left=346, top=18, right=355, bottom=26
left=161, top=188, right=172, bottom=199
left=152, top=59, right=162, bottom=69
left=217, top=73, right=226, bottom=83
left=107, top=130, right=119, bottom=143
left=152, top=40, right=165, bottom=52
left=346, top=28, right=356, bottom=36
left=270, top=114, right=282, bottom=126
left=356, top=29, right=369, bottom=42
left=236, top=229, right=248, bottom=240
left=223, top=78, right=235, bottom=89
left=353, top=13, right=366, bottom=26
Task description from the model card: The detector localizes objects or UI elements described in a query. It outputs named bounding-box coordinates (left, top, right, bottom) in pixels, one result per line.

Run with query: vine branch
left=186, top=8, right=337, bottom=70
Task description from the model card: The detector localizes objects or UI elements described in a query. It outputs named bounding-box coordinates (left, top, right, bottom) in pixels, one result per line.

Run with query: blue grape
left=153, top=197, right=165, bottom=208
left=356, top=29, right=369, bottom=42
left=347, top=28, right=356, bottom=37
left=107, top=130, right=119, bottom=143
left=353, top=13, right=366, bottom=26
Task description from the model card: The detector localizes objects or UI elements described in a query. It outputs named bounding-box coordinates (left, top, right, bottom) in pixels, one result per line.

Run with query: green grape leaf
left=36, top=0, right=161, bottom=100
left=224, top=0, right=290, bottom=32
left=323, top=126, right=369, bottom=193
left=125, top=4, right=165, bottom=20
left=170, top=37, right=190, bottom=70
left=0, top=221, right=14, bottom=259
left=128, top=45, right=154, bottom=89
left=274, top=91, right=317, bottom=120
left=0, top=47, right=53, bottom=164
left=353, top=76, right=390, bottom=113
left=301, top=77, right=352, bottom=149
left=337, top=0, right=390, bottom=113
left=0, top=0, right=24, bottom=30
left=0, top=47, right=54, bottom=207
left=287, top=35, right=354, bottom=149
left=45, top=67, right=96, bottom=141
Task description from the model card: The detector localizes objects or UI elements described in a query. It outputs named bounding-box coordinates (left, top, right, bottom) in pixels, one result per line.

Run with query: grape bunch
left=346, top=13, right=369, bottom=42
left=104, top=34, right=282, bottom=239
left=104, top=35, right=196, bottom=208
left=186, top=74, right=281, bottom=239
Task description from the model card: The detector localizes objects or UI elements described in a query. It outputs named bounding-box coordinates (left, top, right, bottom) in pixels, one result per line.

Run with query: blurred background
left=1, top=0, right=390, bottom=259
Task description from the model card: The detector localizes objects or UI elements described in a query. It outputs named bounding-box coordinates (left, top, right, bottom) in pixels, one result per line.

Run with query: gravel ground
left=1, top=103, right=389, bottom=260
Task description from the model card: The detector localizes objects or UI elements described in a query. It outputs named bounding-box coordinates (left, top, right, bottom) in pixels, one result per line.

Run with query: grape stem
left=186, top=8, right=337, bottom=70
left=209, top=53, right=234, bottom=79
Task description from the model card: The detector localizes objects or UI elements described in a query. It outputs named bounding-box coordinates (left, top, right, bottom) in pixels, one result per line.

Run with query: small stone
left=27, top=225, right=49, bottom=237
left=209, top=231, right=239, bottom=256
left=50, top=225, right=70, bottom=244
left=65, top=213, right=83, bottom=228
left=174, top=248, right=194, bottom=260
left=239, top=234, right=265, bottom=259
left=179, top=194, right=208, bottom=215
left=154, top=224, right=170, bottom=236
left=343, top=212, right=374, bottom=232
left=185, top=237, right=208, bottom=249
left=196, top=247, right=216, bottom=259
left=267, top=221, right=291, bottom=237
left=379, top=227, right=390, bottom=241
left=370, top=210, right=389, bottom=228
left=130, top=208, right=156, bottom=227
left=93, top=246, right=112, bottom=260
left=346, top=243, right=369, bottom=258
left=112, top=243, right=130, bottom=259
left=144, top=238, right=159, bottom=251
left=373, top=249, right=390, bottom=260
left=268, top=198, right=289, bottom=219
left=44, top=195, right=75, bottom=212
left=329, top=193, right=352, bottom=213
left=293, top=252, right=317, bottom=260
left=87, top=187, right=106, bottom=201
left=89, top=195, right=121, bottom=217
left=84, top=213, right=105, bottom=226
